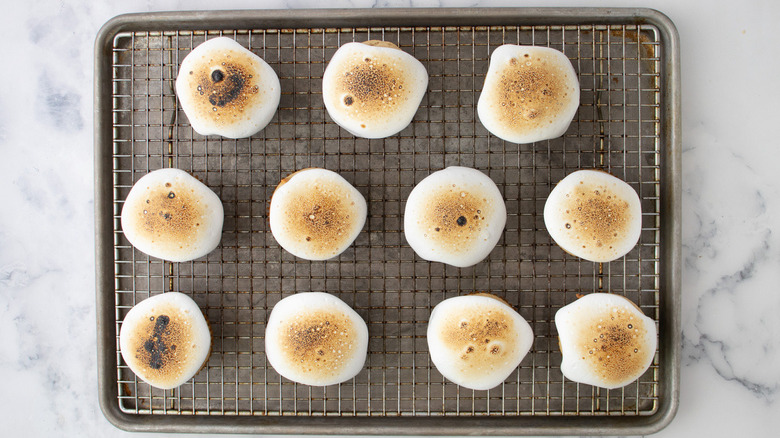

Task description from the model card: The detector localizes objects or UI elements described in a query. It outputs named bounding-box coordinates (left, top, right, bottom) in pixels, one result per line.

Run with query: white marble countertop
left=1, top=0, right=778, bottom=436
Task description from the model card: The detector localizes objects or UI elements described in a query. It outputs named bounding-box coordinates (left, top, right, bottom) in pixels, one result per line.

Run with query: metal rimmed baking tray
left=94, top=8, right=680, bottom=435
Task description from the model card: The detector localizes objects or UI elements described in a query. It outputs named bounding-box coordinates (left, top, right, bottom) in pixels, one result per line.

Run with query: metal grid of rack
left=109, top=23, right=662, bottom=419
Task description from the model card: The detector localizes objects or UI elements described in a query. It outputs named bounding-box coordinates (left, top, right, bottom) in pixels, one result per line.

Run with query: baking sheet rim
left=94, top=7, right=681, bottom=435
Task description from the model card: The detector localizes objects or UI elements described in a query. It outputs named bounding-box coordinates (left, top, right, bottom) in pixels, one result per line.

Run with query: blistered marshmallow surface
left=265, top=292, right=369, bottom=386
left=121, top=168, right=224, bottom=262
left=322, top=41, right=428, bottom=138
left=555, top=293, right=657, bottom=389
left=176, top=37, right=280, bottom=139
left=427, top=294, right=534, bottom=391
left=477, top=45, right=579, bottom=144
left=544, top=169, right=642, bottom=263
left=404, top=166, right=506, bottom=268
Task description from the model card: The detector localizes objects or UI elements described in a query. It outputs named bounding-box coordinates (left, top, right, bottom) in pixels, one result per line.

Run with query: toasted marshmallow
left=175, top=37, right=280, bottom=138
left=477, top=45, right=579, bottom=144
left=427, top=294, right=534, bottom=391
left=555, top=293, right=657, bottom=389
left=322, top=41, right=428, bottom=138
left=544, top=170, right=642, bottom=263
left=269, top=168, right=367, bottom=261
left=121, top=168, right=224, bottom=262
left=404, top=166, right=506, bottom=268
left=119, top=292, right=212, bottom=390
left=265, top=292, right=369, bottom=386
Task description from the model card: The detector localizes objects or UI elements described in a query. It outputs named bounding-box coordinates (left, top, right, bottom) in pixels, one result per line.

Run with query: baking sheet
left=94, top=8, right=680, bottom=435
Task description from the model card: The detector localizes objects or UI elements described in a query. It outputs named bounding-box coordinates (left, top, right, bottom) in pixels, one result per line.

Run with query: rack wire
left=111, top=23, right=662, bottom=418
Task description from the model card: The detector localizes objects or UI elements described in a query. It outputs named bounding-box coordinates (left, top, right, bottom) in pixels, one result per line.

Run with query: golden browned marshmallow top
left=332, top=50, right=412, bottom=119
left=426, top=294, right=534, bottom=390
left=119, top=292, right=212, bottom=390
left=557, top=182, right=634, bottom=250
left=416, top=186, right=495, bottom=254
left=555, top=293, right=657, bottom=389
left=567, top=306, right=651, bottom=387
left=124, top=306, right=198, bottom=386
left=322, top=41, right=428, bottom=138
left=130, top=180, right=205, bottom=246
left=269, top=168, right=367, bottom=261
left=495, top=52, right=573, bottom=131
left=265, top=292, right=369, bottom=386
left=175, top=37, right=280, bottom=138
left=477, top=45, right=579, bottom=144
left=189, top=55, right=259, bottom=111
left=277, top=309, right=360, bottom=381
left=439, top=301, right=518, bottom=370
left=120, top=168, right=223, bottom=262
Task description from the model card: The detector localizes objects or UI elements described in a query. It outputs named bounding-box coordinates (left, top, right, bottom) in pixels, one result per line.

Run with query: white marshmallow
left=121, top=168, right=223, bottom=262
left=404, top=166, right=507, bottom=268
left=427, top=294, right=534, bottom=391
left=555, top=293, right=657, bottom=389
left=265, top=292, right=369, bottom=386
left=119, top=292, right=211, bottom=390
left=322, top=41, right=428, bottom=138
left=269, top=168, right=367, bottom=261
left=175, top=37, right=280, bottom=139
left=477, top=45, right=579, bottom=144
left=544, top=169, right=642, bottom=263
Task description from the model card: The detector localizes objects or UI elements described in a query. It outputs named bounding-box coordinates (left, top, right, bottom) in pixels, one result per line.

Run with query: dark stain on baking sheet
left=612, top=29, right=656, bottom=59
left=612, top=28, right=659, bottom=89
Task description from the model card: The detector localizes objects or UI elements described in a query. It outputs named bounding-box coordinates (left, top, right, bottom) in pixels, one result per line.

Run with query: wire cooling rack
left=95, top=8, right=680, bottom=435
